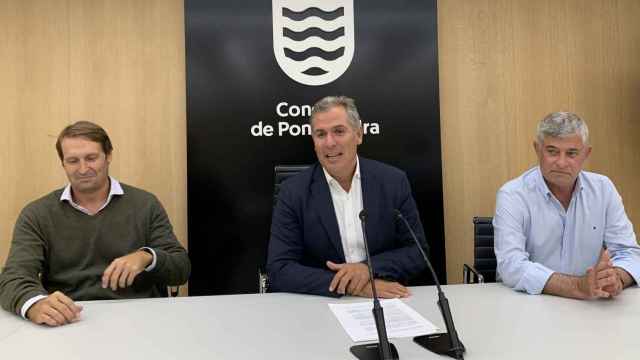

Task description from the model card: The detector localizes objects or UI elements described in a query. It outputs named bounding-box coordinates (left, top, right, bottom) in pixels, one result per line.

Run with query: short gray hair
left=536, top=112, right=589, bottom=145
left=310, top=96, right=362, bottom=130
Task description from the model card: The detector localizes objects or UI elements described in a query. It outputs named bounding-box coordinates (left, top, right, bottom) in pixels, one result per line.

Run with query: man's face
left=534, top=133, right=591, bottom=191
left=60, top=137, right=111, bottom=194
left=311, top=106, right=363, bottom=179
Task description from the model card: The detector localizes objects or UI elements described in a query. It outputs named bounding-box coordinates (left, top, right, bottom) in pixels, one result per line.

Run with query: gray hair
left=310, top=96, right=362, bottom=130
left=536, top=112, right=589, bottom=145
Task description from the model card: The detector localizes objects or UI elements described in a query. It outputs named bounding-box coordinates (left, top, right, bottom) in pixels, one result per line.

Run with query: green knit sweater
left=0, top=183, right=190, bottom=315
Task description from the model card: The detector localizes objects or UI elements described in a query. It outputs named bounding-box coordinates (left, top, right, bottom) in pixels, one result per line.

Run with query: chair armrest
left=463, top=264, right=485, bottom=284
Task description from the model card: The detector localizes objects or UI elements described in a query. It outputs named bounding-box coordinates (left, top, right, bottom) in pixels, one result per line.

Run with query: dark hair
left=55, top=121, right=113, bottom=161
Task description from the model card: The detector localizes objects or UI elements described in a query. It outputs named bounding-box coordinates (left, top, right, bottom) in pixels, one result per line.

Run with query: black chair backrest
left=473, top=216, right=496, bottom=283
left=259, top=165, right=310, bottom=293
left=273, top=165, right=309, bottom=206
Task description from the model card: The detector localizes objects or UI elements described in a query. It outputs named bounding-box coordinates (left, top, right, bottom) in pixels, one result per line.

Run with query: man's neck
left=329, top=160, right=357, bottom=193
left=336, top=176, right=353, bottom=193
left=546, top=180, right=576, bottom=210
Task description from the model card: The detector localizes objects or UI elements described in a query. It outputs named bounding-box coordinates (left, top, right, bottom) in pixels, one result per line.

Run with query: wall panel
left=0, top=1, right=187, bottom=295
left=439, top=0, right=640, bottom=284
left=0, top=0, right=71, bottom=266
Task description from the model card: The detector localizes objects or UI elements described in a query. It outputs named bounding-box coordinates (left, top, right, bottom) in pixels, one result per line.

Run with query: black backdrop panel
left=185, top=0, right=445, bottom=295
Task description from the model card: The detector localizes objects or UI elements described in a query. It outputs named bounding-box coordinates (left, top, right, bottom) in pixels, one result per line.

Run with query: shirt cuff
left=612, top=259, right=640, bottom=287
left=140, top=247, right=157, bottom=271
left=20, top=294, right=48, bottom=319
left=517, top=262, right=554, bottom=295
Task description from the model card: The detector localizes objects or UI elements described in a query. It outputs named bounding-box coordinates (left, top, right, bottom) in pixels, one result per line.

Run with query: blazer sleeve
left=266, top=184, right=340, bottom=297
left=370, top=173, right=427, bottom=282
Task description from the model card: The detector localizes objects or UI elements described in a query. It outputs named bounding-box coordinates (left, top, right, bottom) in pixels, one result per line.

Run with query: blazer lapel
left=360, top=158, right=381, bottom=249
left=310, top=166, right=345, bottom=261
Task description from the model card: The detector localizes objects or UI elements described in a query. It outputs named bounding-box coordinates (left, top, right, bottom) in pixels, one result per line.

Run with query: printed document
left=328, top=299, right=440, bottom=342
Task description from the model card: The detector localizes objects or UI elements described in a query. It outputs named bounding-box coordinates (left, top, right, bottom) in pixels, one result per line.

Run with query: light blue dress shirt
left=493, top=167, right=640, bottom=294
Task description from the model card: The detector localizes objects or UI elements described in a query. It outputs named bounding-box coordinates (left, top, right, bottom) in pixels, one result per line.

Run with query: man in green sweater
left=0, top=121, right=190, bottom=326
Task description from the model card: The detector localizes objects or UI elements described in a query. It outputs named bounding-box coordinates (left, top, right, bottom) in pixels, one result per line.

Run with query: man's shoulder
left=278, top=163, right=320, bottom=189
left=498, top=167, right=539, bottom=195
left=359, top=157, right=406, bottom=180
left=579, top=170, right=617, bottom=196
left=580, top=170, right=613, bottom=186
left=20, top=188, right=65, bottom=216
left=119, top=183, right=159, bottom=203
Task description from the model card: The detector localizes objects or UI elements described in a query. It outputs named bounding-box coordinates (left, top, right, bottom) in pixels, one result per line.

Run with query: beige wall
left=2, top=0, right=639, bottom=289
left=0, top=0, right=188, bottom=288
left=439, top=0, right=640, bottom=283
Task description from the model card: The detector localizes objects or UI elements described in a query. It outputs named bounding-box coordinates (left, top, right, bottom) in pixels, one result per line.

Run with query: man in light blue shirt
left=494, top=112, right=640, bottom=299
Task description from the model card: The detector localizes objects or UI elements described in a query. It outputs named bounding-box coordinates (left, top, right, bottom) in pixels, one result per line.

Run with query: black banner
left=186, top=0, right=444, bottom=295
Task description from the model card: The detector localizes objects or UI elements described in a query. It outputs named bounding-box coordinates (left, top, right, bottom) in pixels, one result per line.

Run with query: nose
left=324, top=133, right=337, bottom=147
left=78, top=160, right=90, bottom=174
left=555, top=153, right=568, bottom=168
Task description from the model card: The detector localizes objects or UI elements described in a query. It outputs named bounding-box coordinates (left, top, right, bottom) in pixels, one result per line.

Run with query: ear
left=106, top=152, right=112, bottom=164
left=356, top=127, right=363, bottom=145
left=583, top=145, right=592, bottom=160
left=533, top=140, right=543, bottom=161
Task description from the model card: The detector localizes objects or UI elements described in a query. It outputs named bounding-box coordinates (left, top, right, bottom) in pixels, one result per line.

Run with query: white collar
left=60, top=177, right=124, bottom=215
left=322, top=156, right=361, bottom=188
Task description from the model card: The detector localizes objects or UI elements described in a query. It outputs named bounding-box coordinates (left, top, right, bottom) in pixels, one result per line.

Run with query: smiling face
left=60, top=137, right=111, bottom=195
left=311, top=105, right=362, bottom=181
left=534, top=133, right=591, bottom=192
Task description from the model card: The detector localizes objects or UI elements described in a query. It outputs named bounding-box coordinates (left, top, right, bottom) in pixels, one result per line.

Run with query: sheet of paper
left=328, top=298, right=440, bottom=342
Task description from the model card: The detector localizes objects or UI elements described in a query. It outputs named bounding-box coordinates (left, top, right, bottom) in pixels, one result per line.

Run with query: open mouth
left=326, top=153, right=343, bottom=159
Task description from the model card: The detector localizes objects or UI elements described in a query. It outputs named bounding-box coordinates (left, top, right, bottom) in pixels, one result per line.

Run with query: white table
left=1, top=283, right=638, bottom=359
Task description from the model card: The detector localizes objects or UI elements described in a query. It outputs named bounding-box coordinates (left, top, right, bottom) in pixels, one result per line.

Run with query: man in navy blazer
left=267, top=96, right=427, bottom=298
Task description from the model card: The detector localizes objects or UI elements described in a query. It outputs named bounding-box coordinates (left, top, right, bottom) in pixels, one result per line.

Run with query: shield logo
left=272, top=0, right=355, bottom=86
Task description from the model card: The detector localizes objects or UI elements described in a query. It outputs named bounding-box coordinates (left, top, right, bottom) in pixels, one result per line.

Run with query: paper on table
left=328, top=298, right=440, bottom=342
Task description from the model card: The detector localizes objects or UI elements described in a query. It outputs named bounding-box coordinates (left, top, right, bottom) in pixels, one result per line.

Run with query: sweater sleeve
left=143, top=196, right=191, bottom=286
left=0, top=205, right=49, bottom=315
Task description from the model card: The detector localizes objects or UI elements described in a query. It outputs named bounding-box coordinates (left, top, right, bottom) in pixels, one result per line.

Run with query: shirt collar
left=322, top=156, right=361, bottom=188
left=60, top=177, right=124, bottom=214
left=535, top=166, right=584, bottom=198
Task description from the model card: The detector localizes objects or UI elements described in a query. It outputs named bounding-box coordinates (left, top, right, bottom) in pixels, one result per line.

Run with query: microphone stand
left=394, top=210, right=465, bottom=360
left=350, top=210, right=399, bottom=360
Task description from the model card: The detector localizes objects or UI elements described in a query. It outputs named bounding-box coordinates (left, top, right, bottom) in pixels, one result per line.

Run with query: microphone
left=349, top=209, right=399, bottom=360
left=394, top=209, right=465, bottom=360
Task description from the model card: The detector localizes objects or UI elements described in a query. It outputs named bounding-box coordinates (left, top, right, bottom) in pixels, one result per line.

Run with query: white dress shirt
left=322, top=157, right=366, bottom=263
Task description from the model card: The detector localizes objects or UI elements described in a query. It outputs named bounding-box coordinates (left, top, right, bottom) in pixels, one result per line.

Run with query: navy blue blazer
left=266, top=157, right=428, bottom=297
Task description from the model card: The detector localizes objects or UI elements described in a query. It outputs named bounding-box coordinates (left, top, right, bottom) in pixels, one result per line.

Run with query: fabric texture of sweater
left=0, top=183, right=190, bottom=315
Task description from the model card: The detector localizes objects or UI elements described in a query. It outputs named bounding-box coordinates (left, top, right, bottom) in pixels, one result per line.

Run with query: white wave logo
left=272, top=0, right=355, bottom=86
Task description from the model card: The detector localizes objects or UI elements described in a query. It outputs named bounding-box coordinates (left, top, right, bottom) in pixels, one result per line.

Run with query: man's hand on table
left=27, top=291, right=82, bottom=326
left=327, top=261, right=370, bottom=295
left=353, top=279, right=411, bottom=298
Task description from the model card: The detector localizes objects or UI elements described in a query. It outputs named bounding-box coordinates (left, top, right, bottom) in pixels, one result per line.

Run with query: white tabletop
left=1, top=283, right=638, bottom=359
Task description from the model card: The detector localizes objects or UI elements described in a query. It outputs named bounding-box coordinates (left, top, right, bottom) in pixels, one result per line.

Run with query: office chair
left=462, top=216, right=496, bottom=283
left=258, top=165, right=310, bottom=294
